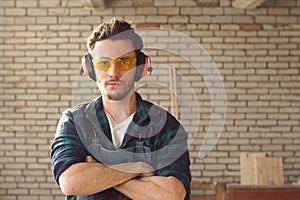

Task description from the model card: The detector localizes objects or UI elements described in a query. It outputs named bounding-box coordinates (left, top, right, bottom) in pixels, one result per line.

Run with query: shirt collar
left=83, top=92, right=150, bottom=131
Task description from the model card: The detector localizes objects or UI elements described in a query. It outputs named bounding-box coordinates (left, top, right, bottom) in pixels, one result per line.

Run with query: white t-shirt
left=106, top=113, right=134, bottom=148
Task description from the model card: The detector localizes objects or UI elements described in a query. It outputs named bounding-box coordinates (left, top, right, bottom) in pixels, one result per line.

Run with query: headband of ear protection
left=80, top=52, right=152, bottom=82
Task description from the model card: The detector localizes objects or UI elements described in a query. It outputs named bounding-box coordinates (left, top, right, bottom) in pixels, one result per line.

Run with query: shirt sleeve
left=50, top=109, right=89, bottom=185
left=156, top=151, right=191, bottom=200
left=154, top=115, right=191, bottom=200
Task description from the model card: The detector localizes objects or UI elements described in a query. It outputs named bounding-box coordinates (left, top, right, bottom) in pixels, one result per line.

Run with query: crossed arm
left=58, top=156, right=186, bottom=199
left=114, top=175, right=186, bottom=200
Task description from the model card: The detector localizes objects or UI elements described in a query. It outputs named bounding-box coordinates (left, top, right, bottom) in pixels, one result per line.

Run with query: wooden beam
left=232, top=0, right=266, bottom=10
left=80, top=0, right=106, bottom=9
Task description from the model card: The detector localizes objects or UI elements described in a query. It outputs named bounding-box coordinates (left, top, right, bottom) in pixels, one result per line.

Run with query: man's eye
left=100, top=60, right=110, bottom=65
left=120, top=58, right=130, bottom=65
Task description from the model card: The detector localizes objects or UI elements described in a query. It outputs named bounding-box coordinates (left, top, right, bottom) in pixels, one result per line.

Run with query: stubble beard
left=105, top=80, right=135, bottom=101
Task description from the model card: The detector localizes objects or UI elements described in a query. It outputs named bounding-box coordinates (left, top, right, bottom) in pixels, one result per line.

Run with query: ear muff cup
left=135, top=52, right=151, bottom=81
left=81, top=53, right=96, bottom=81
left=80, top=52, right=151, bottom=82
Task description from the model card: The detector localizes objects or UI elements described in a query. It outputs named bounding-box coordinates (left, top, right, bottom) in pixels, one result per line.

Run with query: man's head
left=87, top=18, right=143, bottom=55
left=83, top=18, right=149, bottom=101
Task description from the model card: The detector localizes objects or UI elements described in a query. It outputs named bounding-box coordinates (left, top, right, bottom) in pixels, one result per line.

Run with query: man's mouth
left=105, top=80, right=124, bottom=87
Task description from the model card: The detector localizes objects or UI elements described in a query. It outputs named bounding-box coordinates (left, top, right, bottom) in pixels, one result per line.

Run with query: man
left=51, top=18, right=191, bottom=200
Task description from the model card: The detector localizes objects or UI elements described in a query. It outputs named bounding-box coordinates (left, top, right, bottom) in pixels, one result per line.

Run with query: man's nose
left=108, top=64, right=121, bottom=78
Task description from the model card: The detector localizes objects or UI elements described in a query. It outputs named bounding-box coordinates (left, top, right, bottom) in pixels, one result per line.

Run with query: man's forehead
left=91, top=39, right=136, bottom=58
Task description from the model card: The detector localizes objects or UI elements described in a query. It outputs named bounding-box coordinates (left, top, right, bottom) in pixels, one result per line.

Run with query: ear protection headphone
left=80, top=52, right=152, bottom=82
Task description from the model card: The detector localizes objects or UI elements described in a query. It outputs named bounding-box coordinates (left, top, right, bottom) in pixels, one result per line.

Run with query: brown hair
left=87, top=18, right=143, bottom=54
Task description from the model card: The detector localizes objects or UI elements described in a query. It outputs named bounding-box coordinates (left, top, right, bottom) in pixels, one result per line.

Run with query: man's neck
left=102, top=91, right=136, bottom=123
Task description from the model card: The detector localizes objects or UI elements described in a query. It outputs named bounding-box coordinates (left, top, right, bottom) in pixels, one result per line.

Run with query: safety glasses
left=93, top=57, right=137, bottom=71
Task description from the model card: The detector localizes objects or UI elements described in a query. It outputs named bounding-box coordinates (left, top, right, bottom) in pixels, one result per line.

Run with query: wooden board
left=229, top=185, right=300, bottom=200
left=240, top=152, right=266, bottom=185
left=293, top=180, right=300, bottom=185
left=255, top=157, right=284, bottom=185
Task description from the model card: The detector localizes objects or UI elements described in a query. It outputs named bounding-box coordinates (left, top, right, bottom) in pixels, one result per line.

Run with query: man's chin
left=103, top=85, right=135, bottom=101
left=106, top=91, right=131, bottom=101
left=107, top=95, right=126, bottom=101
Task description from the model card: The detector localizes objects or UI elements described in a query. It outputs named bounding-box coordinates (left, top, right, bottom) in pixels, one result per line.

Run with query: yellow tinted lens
left=93, top=58, right=111, bottom=71
left=113, top=58, right=137, bottom=70
left=93, top=58, right=136, bottom=71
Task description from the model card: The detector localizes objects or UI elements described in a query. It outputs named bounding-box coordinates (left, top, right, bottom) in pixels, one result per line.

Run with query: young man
left=51, top=18, right=191, bottom=200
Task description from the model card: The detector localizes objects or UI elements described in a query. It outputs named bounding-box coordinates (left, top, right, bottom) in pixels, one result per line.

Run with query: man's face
left=91, top=39, right=136, bottom=101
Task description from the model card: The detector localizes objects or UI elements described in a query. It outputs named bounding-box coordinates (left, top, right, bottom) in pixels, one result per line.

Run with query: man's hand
left=111, top=161, right=155, bottom=177
left=86, top=156, right=155, bottom=177
left=86, top=155, right=97, bottom=163
left=59, top=156, right=154, bottom=196
left=114, top=176, right=186, bottom=200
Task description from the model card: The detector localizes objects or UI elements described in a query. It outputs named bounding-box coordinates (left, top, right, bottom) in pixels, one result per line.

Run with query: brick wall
left=1, top=0, right=300, bottom=199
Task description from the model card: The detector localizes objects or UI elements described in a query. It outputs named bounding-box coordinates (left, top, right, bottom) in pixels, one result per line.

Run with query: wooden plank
left=191, top=182, right=216, bottom=190
left=232, top=0, right=266, bottom=10
left=80, top=0, right=106, bottom=8
left=255, top=157, right=284, bottom=185
left=215, top=183, right=226, bottom=200
left=240, top=152, right=266, bottom=185
left=169, top=67, right=179, bottom=119
left=172, top=67, right=178, bottom=119
left=292, top=180, right=300, bottom=185
left=190, top=182, right=226, bottom=200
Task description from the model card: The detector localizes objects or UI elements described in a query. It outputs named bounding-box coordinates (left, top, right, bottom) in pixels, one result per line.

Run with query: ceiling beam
left=232, top=0, right=266, bottom=10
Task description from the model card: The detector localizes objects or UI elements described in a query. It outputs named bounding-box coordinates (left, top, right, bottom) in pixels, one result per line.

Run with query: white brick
left=5, top=8, right=26, bottom=16
left=37, top=17, right=57, bottom=25
left=27, top=8, right=48, bottom=16
left=154, top=0, right=175, bottom=6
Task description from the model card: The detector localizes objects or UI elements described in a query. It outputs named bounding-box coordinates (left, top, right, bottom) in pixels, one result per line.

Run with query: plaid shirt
left=51, top=92, right=191, bottom=200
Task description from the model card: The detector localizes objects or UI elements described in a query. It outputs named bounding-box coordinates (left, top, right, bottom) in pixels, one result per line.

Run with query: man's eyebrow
left=119, top=56, right=135, bottom=58
left=117, top=53, right=136, bottom=59
left=95, top=56, right=135, bottom=59
left=120, top=52, right=136, bottom=57
left=94, top=52, right=136, bottom=59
